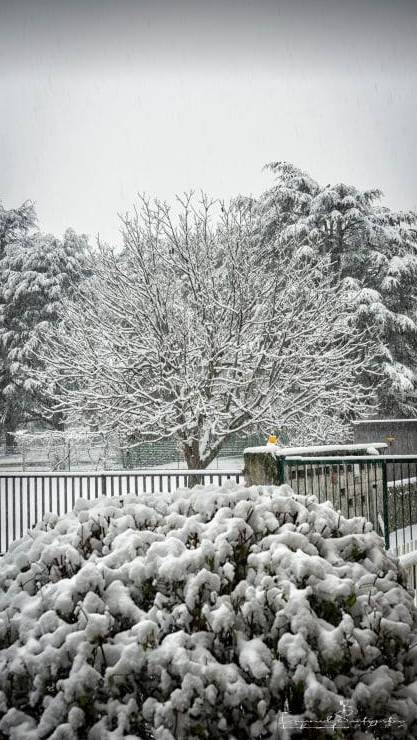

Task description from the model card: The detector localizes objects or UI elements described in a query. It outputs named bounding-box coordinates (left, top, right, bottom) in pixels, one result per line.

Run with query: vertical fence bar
left=393, top=462, right=399, bottom=552
left=366, top=464, right=372, bottom=524
left=332, top=465, right=336, bottom=507
left=408, top=461, right=413, bottom=543
left=352, top=463, right=357, bottom=517
left=346, top=464, right=350, bottom=519
left=400, top=462, right=406, bottom=548
left=5, top=478, right=9, bottom=553
left=372, top=462, right=377, bottom=534
left=11, top=476, right=16, bottom=545
left=41, top=476, right=45, bottom=520
left=19, top=477, right=24, bottom=539
left=34, top=476, right=38, bottom=529
left=26, top=476, right=31, bottom=530
left=382, top=459, right=390, bottom=551
left=321, top=465, right=325, bottom=500
left=337, top=464, right=342, bottom=513
left=57, top=477, right=61, bottom=517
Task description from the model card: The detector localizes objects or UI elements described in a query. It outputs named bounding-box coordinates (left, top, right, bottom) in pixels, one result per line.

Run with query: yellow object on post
left=267, top=435, right=278, bottom=445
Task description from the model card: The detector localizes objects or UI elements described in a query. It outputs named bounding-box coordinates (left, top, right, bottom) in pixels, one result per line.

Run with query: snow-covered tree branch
left=34, top=195, right=379, bottom=468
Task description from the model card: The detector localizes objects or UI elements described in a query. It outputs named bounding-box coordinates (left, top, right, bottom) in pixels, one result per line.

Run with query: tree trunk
left=4, top=408, right=17, bottom=454
left=182, top=438, right=223, bottom=487
left=51, top=411, right=65, bottom=432
left=183, top=442, right=205, bottom=487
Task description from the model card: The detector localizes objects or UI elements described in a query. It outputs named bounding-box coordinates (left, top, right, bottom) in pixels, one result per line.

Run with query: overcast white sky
left=1, top=0, right=416, bottom=245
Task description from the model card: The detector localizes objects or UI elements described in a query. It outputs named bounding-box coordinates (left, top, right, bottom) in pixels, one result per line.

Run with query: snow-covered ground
left=0, top=453, right=244, bottom=472
left=153, top=456, right=244, bottom=470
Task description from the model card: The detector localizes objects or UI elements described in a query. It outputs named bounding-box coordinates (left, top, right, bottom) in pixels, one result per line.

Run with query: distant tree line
left=1, top=162, right=417, bottom=465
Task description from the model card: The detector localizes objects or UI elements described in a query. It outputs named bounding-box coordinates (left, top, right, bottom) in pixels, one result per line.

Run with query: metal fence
left=281, top=455, right=417, bottom=555
left=3, top=454, right=417, bottom=562
left=0, top=468, right=242, bottom=554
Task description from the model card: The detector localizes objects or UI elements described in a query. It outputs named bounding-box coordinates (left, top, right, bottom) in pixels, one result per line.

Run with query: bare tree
left=34, top=195, right=378, bottom=469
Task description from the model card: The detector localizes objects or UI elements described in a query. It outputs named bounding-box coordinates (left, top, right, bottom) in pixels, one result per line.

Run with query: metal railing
left=0, top=468, right=242, bottom=554
left=281, top=455, right=417, bottom=555
left=3, top=454, right=417, bottom=565
left=278, top=454, right=417, bottom=600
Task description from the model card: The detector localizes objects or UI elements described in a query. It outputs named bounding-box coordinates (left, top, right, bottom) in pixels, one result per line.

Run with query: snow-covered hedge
left=1, top=483, right=417, bottom=739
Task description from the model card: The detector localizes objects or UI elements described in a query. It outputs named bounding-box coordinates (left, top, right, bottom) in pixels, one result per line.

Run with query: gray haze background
left=1, top=0, right=416, bottom=245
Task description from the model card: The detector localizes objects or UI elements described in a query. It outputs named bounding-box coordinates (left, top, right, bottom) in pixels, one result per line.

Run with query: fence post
left=276, top=455, right=286, bottom=485
left=381, top=460, right=390, bottom=550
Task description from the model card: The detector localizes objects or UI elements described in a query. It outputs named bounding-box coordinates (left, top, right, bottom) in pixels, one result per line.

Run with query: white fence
left=0, top=469, right=242, bottom=553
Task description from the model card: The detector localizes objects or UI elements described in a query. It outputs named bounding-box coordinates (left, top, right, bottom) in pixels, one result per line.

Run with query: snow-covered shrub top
left=1, top=482, right=417, bottom=739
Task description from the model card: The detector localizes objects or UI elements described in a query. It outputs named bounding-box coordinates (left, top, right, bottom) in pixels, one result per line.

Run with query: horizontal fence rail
left=0, top=469, right=242, bottom=554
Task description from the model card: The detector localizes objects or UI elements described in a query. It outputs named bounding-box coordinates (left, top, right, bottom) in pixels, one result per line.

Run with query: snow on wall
left=244, top=442, right=388, bottom=456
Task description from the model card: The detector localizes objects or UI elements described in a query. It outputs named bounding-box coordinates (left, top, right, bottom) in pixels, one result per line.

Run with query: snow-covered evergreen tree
left=255, top=162, right=417, bottom=416
left=1, top=482, right=417, bottom=738
left=34, top=194, right=378, bottom=468
left=0, top=201, right=38, bottom=448
left=0, top=200, right=36, bottom=258
left=0, top=209, right=90, bottom=445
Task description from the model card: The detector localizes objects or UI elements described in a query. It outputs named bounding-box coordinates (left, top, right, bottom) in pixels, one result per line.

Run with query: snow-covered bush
left=1, top=482, right=417, bottom=739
